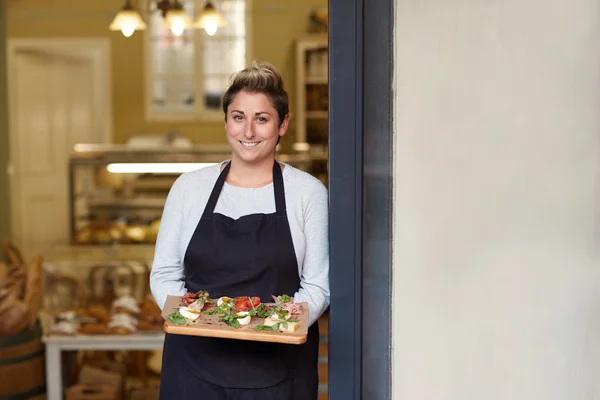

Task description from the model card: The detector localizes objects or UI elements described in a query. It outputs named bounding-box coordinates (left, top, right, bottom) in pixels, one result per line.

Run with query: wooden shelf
left=306, top=76, right=328, bottom=84
left=296, top=34, right=329, bottom=145
left=87, top=197, right=167, bottom=208
left=306, top=110, right=329, bottom=119
left=295, top=34, right=329, bottom=188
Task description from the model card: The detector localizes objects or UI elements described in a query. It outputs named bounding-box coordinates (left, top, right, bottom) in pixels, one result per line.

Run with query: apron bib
left=160, top=161, right=319, bottom=398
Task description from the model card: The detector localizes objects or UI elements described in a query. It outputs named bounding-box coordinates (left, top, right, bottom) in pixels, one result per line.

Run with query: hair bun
left=222, top=60, right=290, bottom=126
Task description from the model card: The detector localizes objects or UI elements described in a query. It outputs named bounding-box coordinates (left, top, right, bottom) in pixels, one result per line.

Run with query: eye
left=232, top=115, right=243, bottom=121
left=256, top=117, right=267, bottom=122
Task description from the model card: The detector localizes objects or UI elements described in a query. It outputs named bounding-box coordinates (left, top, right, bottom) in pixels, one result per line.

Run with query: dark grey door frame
left=328, top=0, right=393, bottom=399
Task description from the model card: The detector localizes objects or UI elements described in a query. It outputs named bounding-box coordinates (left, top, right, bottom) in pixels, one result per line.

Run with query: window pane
left=217, top=0, right=246, bottom=36
left=200, top=0, right=246, bottom=112
left=203, top=75, right=226, bottom=111
left=151, top=36, right=195, bottom=76
left=151, top=76, right=196, bottom=114
left=146, top=0, right=247, bottom=118
left=202, top=38, right=243, bottom=75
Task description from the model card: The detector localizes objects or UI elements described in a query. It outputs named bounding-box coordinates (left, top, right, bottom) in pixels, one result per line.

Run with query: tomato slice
left=233, top=296, right=261, bottom=311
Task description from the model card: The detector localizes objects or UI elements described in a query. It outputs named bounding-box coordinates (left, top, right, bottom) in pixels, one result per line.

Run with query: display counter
left=67, top=144, right=324, bottom=247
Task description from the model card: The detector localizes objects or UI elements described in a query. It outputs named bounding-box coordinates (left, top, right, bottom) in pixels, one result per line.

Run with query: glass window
left=146, top=0, right=248, bottom=119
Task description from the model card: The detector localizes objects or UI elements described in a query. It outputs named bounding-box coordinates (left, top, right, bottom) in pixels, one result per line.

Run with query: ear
left=278, top=114, right=290, bottom=137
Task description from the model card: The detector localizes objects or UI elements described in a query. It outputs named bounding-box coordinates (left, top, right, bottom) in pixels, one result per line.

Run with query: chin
left=232, top=152, right=260, bottom=164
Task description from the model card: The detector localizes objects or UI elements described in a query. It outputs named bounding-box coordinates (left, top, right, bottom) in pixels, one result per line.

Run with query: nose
left=244, top=121, right=256, bottom=139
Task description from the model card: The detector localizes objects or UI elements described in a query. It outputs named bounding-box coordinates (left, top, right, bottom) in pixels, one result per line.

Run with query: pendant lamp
left=109, top=0, right=147, bottom=37
left=194, top=1, right=227, bottom=36
left=164, top=0, right=192, bottom=36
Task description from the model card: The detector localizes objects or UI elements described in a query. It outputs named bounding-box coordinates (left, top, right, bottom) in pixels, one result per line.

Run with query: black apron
left=159, top=161, right=319, bottom=400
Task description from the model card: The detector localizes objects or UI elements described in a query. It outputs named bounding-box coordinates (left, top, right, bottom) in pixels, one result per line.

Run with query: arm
left=149, top=175, right=188, bottom=310
left=294, top=182, right=330, bottom=327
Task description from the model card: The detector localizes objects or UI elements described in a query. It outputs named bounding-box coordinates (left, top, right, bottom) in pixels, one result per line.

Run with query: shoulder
left=168, top=161, right=225, bottom=198
left=175, top=161, right=224, bottom=187
left=282, top=163, right=328, bottom=202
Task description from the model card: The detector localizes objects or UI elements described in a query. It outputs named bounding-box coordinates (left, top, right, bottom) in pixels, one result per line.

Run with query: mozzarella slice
left=272, top=312, right=292, bottom=321
left=263, top=316, right=279, bottom=327
left=179, top=307, right=201, bottom=321
left=236, top=311, right=251, bottom=326
left=217, top=297, right=232, bottom=307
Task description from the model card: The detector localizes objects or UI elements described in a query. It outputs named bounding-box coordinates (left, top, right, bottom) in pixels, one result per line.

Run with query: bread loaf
left=24, top=256, right=42, bottom=326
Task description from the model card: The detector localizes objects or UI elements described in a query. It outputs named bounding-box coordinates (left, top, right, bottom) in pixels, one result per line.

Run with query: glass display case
left=68, top=144, right=324, bottom=246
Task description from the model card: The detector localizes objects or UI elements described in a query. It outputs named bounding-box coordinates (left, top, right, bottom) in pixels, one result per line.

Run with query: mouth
left=239, top=141, right=261, bottom=149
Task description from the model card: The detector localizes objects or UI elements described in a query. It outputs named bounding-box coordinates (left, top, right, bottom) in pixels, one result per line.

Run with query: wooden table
left=42, top=332, right=165, bottom=400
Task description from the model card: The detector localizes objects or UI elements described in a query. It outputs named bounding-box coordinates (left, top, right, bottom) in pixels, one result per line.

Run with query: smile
left=240, top=141, right=260, bottom=148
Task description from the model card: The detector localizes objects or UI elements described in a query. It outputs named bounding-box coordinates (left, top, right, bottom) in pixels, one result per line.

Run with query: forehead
left=228, top=91, right=274, bottom=111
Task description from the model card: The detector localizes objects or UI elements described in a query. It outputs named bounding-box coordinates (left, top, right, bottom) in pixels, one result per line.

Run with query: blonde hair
left=222, top=60, right=289, bottom=126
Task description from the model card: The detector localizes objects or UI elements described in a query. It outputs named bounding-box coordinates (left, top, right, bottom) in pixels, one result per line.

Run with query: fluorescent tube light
left=106, top=163, right=217, bottom=174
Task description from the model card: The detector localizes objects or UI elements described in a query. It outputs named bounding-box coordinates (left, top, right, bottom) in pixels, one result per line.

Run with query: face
left=225, top=90, right=289, bottom=166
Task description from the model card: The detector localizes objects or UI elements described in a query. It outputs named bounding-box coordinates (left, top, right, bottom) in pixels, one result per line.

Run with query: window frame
left=143, top=0, right=252, bottom=123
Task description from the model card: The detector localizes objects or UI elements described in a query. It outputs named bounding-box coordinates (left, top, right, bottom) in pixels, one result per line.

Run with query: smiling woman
left=224, top=90, right=289, bottom=180
left=150, top=60, right=330, bottom=399
left=221, top=62, right=291, bottom=185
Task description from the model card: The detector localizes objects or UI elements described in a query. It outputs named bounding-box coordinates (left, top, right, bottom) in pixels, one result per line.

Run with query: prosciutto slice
left=271, top=295, right=303, bottom=315
left=181, top=290, right=210, bottom=307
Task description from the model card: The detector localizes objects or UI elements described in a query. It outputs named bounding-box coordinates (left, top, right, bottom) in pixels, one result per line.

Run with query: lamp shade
left=194, top=2, right=227, bottom=36
left=165, top=6, right=192, bottom=36
left=109, top=2, right=147, bottom=37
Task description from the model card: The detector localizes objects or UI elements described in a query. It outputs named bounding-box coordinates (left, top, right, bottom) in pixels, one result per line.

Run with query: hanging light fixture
left=163, top=0, right=192, bottom=37
left=109, top=0, right=147, bottom=37
left=110, top=0, right=228, bottom=38
left=194, top=1, right=227, bottom=36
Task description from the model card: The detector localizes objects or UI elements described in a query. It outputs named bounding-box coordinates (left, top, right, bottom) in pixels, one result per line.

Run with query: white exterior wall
left=392, top=0, right=600, bottom=398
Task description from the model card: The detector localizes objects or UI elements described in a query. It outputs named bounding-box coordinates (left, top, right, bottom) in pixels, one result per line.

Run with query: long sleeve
left=293, top=182, right=330, bottom=327
left=150, top=175, right=188, bottom=310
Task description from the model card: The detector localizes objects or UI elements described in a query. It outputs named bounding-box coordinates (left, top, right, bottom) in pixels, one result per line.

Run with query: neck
left=226, top=154, right=276, bottom=188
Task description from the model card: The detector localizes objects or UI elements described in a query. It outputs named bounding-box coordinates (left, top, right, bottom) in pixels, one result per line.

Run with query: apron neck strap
left=272, top=161, right=286, bottom=214
left=203, top=160, right=287, bottom=216
left=203, top=161, right=230, bottom=216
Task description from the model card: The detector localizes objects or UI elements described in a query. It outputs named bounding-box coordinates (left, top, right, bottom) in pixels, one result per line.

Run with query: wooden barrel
left=0, top=321, right=46, bottom=400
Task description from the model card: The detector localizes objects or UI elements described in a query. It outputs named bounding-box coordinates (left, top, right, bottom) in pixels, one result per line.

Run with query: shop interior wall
left=5, top=0, right=326, bottom=145
left=393, top=0, right=600, bottom=398
left=0, top=0, right=10, bottom=243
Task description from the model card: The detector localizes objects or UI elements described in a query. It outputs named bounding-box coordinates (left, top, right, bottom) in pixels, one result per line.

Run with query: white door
left=7, top=39, right=112, bottom=258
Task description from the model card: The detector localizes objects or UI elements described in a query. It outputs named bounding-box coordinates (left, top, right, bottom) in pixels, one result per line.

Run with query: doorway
left=6, top=38, right=113, bottom=257
left=327, top=0, right=393, bottom=399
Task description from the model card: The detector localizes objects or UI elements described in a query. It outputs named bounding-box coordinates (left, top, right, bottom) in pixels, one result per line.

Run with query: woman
left=150, top=61, right=330, bottom=400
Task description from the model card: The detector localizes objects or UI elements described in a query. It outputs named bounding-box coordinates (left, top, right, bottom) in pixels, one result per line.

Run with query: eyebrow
left=231, top=110, right=272, bottom=116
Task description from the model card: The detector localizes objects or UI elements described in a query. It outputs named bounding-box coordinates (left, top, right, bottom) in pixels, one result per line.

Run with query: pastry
left=79, top=323, right=109, bottom=335
left=87, top=306, right=111, bottom=324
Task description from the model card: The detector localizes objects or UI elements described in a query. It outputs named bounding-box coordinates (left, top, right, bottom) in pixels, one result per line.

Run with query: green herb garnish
left=167, top=311, right=188, bottom=326
left=253, top=324, right=277, bottom=331
left=280, top=294, right=292, bottom=304
left=204, top=302, right=233, bottom=315
left=275, top=294, right=293, bottom=311
left=249, top=303, right=273, bottom=318
left=220, top=314, right=241, bottom=329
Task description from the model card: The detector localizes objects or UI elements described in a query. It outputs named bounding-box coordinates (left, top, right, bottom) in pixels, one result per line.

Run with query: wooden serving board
left=161, top=295, right=308, bottom=345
